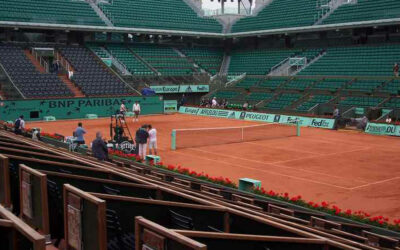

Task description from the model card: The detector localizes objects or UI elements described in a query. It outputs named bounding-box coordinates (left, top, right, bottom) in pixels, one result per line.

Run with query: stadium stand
left=258, top=77, right=289, bottom=90
left=180, top=47, right=223, bottom=75
left=282, top=78, right=318, bottom=91
left=59, top=46, right=132, bottom=96
left=231, top=0, right=318, bottom=33
left=299, top=45, right=400, bottom=76
left=98, top=0, right=222, bottom=33
left=229, top=49, right=300, bottom=75
left=383, top=97, right=400, bottom=108
left=102, top=44, right=155, bottom=76
left=0, top=45, right=73, bottom=98
left=380, top=79, right=400, bottom=95
left=234, top=77, right=261, bottom=88
left=0, top=0, right=105, bottom=26
left=322, top=0, right=400, bottom=25
left=264, top=93, right=302, bottom=110
left=344, top=79, right=385, bottom=93
left=2, top=128, right=398, bottom=249
left=296, top=95, right=334, bottom=112
left=130, top=43, right=196, bottom=76
left=339, top=96, right=385, bottom=108
left=310, top=78, right=350, bottom=92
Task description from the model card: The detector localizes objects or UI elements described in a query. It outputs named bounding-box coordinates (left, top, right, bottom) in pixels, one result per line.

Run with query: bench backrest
left=135, top=216, right=207, bottom=250
left=19, top=164, right=50, bottom=236
left=0, top=204, right=46, bottom=250
left=64, top=184, right=107, bottom=250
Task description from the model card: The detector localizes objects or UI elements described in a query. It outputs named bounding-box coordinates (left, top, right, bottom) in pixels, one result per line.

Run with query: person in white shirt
left=148, top=124, right=157, bottom=155
left=132, top=101, right=141, bottom=122
left=211, top=97, right=218, bottom=108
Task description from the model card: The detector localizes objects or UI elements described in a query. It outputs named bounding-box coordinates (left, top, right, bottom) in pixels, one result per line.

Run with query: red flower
left=345, top=209, right=352, bottom=215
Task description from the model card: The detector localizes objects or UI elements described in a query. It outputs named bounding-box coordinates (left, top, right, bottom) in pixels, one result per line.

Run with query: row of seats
left=59, top=46, right=131, bottom=96
left=98, top=0, right=222, bottom=33
left=0, top=45, right=73, bottom=98
left=180, top=47, right=224, bottom=75
left=0, top=0, right=104, bottom=26
left=323, top=0, right=400, bottom=25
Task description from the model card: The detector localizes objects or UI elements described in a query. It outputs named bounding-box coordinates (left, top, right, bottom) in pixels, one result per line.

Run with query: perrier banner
left=0, top=96, right=163, bottom=121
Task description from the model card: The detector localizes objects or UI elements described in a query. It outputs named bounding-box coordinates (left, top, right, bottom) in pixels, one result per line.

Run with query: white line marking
left=349, top=176, right=400, bottom=190
left=169, top=150, right=352, bottom=190
left=187, top=147, right=368, bottom=184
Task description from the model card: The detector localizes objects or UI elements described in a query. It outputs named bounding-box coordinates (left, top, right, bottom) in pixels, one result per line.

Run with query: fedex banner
left=179, top=107, right=336, bottom=129
left=365, top=123, right=400, bottom=137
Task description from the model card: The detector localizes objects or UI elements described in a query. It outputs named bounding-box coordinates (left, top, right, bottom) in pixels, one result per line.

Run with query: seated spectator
left=92, top=132, right=109, bottom=161
left=386, top=116, right=392, bottom=123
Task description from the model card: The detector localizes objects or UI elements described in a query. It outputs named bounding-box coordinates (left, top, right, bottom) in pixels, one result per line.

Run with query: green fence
left=0, top=96, right=163, bottom=121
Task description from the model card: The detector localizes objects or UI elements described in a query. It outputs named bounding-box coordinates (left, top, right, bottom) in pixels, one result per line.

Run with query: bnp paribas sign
left=150, top=85, right=209, bottom=93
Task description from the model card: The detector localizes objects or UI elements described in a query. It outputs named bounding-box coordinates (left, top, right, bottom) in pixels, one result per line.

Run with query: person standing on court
left=74, top=122, right=86, bottom=146
left=120, top=101, right=127, bottom=122
left=133, top=101, right=141, bottom=122
left=14, top=115, right=25, bottom=135
left=148, top=124, right=157, bottom=155
left=92, top=132, right=109, bottom=161
left=135, top=125, right=149, bottom=160
left=333, top=106, right=340, bottom=130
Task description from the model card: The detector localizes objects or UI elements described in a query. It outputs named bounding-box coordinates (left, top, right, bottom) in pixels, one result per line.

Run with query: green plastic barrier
left=0, top=96, right=163, bottom=121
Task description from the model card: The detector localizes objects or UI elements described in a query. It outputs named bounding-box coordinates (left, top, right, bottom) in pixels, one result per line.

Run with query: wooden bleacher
left=0, top=127, right=399, bottom=249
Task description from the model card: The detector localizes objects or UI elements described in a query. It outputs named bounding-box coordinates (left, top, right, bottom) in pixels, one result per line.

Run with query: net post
left=171, top=129, right=176, bottom=150
left=296, top=120, right=301, bottom=136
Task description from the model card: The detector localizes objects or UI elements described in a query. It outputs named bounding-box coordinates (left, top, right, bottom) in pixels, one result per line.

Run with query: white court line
left=270, top=147, right=371, bottom=165
left=243, top=141, right=323, bottom=156
left=169, top=150, right=352, bottom=190
left=187, top=147, right=369, bottom=184
left=302, top=136, right=400, bottom=151
left=349, top=176, right=400, bottom=190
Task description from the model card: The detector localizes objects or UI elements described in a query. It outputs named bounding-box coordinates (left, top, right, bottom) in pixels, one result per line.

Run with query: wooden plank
left=0, top=204, right=46, bottom=250
left=135, top=216, right=207, bottom=250
left=19, top=164, right=50, bottom=235
left=0, top=154, right=11, bottom=207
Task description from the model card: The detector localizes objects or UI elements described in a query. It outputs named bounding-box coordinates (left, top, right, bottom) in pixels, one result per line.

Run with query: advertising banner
left=179, top=107, right=336, bottom=130
left=163, top=100, right=178, bottom=113
left=150, top=85, right=209, bottom=93
left=365, top=123, right=400, bottom=136
left=0, top=96, right=163, bottom=121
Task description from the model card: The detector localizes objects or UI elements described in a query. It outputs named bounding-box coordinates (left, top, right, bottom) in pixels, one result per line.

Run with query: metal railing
left=55, top=51, right=72, bottom=72
left=31, top=48, right=49, bottom=73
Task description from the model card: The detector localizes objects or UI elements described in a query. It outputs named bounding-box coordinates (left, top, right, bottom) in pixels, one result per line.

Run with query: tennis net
left=171, top=123, right=300, bottom=150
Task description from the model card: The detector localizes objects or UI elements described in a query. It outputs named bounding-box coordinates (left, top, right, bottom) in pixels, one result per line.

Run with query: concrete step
left=24, top=50, right=46, bottom=73
left=58, top=74, right=85, bottom=98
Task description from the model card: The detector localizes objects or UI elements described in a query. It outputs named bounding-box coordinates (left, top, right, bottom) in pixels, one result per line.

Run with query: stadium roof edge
left=0, top=21, right=222, bottom=38
left=228, top=18, right=400, bottom=38
left=1, top=18, right=400, bottom=39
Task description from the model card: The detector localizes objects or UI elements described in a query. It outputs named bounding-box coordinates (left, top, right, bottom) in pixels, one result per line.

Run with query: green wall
left=0, top=96, right=163, bottom=121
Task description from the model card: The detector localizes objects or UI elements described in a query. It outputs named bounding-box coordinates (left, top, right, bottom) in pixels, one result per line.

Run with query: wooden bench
left=363, top=230, right=399, bottom=249
left=175, top=230, right=355, bottom=250
left=135, top=216, right=207, bottom=250
left=64, top=184, right=107, bottom=250
left=0, top=204, right=46, bottom=250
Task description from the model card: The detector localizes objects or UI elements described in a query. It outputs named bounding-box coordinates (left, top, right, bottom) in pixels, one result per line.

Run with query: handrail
left=31, top=48, right=49, bottom=73
left=270, top=57, right=290, bottom=73
left=0, top=62, right=25, bottom=99
left=55, top=51, right=72, bottom=72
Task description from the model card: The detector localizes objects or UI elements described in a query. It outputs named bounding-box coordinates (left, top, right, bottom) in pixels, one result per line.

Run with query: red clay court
left=28, top=113, right=400, bottom=220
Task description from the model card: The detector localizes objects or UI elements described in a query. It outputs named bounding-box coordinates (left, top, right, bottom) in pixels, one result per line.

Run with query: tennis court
left=28, top=113, right=400, bottom=220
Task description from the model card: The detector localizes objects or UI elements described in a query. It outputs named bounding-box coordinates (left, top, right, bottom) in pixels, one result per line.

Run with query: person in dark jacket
left=92, top=132, right=108, bottom=161
left=135, top=125, right=149, bottom=160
